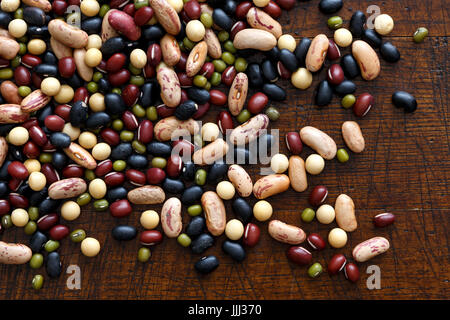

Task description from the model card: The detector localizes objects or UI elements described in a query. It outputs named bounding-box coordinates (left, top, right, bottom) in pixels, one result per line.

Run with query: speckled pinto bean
left=192, top=138, right=229, bottom=165
left=334, top=194, right=357, bottom=232
left=227, top=164, right=253, bottom=197
left=233, top=29, right=277, bottom=51
left=253, top=174, right=290, bottom=199
left=48, top=178, right=87, bottom=199
left=153, top=116, right=199, bottom=141
left=204, top=29, right=222, bottom=59
left=63, top=143, right=97, bottom=169
left=342, top=121, right=365, bottom=153
left=160, top=34, right=181, bottom=67
left=48, top=19, right=88, bottom=49
left=0, top=137, right=7, bottom=167
left=201, top=191, right=226, bottom=236
left=161, top=197, right=182, bottom=238
left=229, top=114, right=269, bottom=145
left=306, top=34, right=329, bottom=72
left=186, top=41, right=207, bottom=77
left=149, top=0, right=181, bottom=35
left=0, top=104, right=30, bottom=123
left=127, top=185, right=165, bottom=204
left=299, top=126, right=337, bottom=160
left=352, top=237, right=390, bottom=262
left=288, top=156, right=307, bottom=192
left=246, top=8, right=282, bottom=39
left=50, top=37, right=72, bottom=60
left=20, top=89, right=51, bottom=113
left=0, top=36, right=20, bottom=60
left=352, top=40, right=380, bottom=81
left=0, top=241, right=32, bottom=264
left=156, top=64, right=181, bottom=107
left=268, top=220, right=306, bottom=245
left=228, top=72, right=248, bottom=116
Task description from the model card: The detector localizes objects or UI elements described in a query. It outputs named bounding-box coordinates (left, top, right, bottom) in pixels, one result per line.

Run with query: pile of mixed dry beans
left=0, top=0, right=424, bottom=290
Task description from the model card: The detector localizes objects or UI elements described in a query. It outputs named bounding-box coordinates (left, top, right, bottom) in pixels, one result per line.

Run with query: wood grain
left=0, top=0, right=448, bottom=300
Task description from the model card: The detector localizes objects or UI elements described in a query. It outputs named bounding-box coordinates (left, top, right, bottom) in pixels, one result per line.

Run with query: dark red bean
left=54, top=104, right=71, bottom=121
left=8, top=161, right=29, bottom=180
left=327, top=39, right=341, bottom=60
left=110, top=199, right=133, bottom=218
left=100, top=128, right=120, bottom=146
left=121, top=84, right=140, bottom=107
left=134, top=6, right=154, bottom=26
left=41, top=140, right=56, bottom=153
left=22, top=118, right=39, bottom=130
left=180, top=89, right=188, bottom=104
left=179, top=9, right=190, bottom=24
left=199, top=62, right=214, bottom=79
left=178, top=72, right=193, bottom=87
left=74, top=87, right=88, bottom=104
left=243, top=223, right=260, bottom=247
left=172, top=139, right=194, bottom=156
left=275, top=0, right=295, bottom=10
left=192, top=102, right=210, bottom=119
left=28, top=126, right=48, bottom=146
left=328, top=253, right=347, bottom=275
left=285, top=132, right=302, bottom=154
left=52, top=0, right=67, bottom=15
left=209, top=89, right=227, bottom=106
left=143, top=63, right=155, bottom=78
left=139, top=230, right=163, bottom=246
left=217, top=111, right=234, bottom=134
left=353, top=93, right=374, bottom=117
left=37, top=213, right=59, bottom=231
left=147, top=43, right=162, bottom=67
left=49, top=224, right=69, bottom=240
left=123, top=3, right=135, bottom=16
left=327, top=64, right=344, bottom=85
left=68, top=0, right=80, bottom=6
left=166, top=154, right=182, bottom=178
left=8, top=193, right=28, bottom=208
left=21, top=54, right=41, bottom=68
left=156, top=104, right=176, bottom=118
left=41, top=164, right=60, bottom=184
left=23, top=141, right=40, bottom=158
left=373, top=212, right=395, bottom=227
left=306, top=233, right=326, bottom=250
left=14, top=66, right=31, bottom=86
left=137, top=120, right=153, bottom=144
left=286, top=246, right=312, bottom=265
left=308, top=185, right=328, bottom=207
left=125, top=169, right=146, bottom=186
left=176, top=52, right=188, bottom=71
left=0, top=58, right=8, bottom=68
left=96, top=60, right=107, bottom=73
left=277, top=61, right=292, bottom=80
left=31, top=72, right=42, bottom=88
left=94, top=160, right=113, bottom=177
left=8, top=178, right=22, bottom=192
left=263, top=1, right=282, bottom=18
left=106, top=53, right=126, bottom=73
left=44, top=115, right=65, bottom=132
left=58, top=57, right=76, bottom=78
left=104, top=172, right=126, bottom=187
left=230, top=21, right=247, bottom=40
left=344, top=263, right=360, bottom=283
left=108, top=69, right=131, bottom=87
left=221, top=66, right=236, bottom=86
left=184, top=0, right=201, bottom=19
left=235, top=1, right=252, bottom=20
left=247, top=92, right=268, bottom=114
left=0, top=199, right=10, bottom=216
left=146, top=167, right=166, bottom=184
left=62, top=164, right=84, bottom=178
left=122, top=110, right=139, bottom=130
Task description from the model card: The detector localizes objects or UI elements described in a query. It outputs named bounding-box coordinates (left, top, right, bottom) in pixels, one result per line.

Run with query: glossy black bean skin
left=349, top=10, right=366, bottom=37
left=181, top=161, right=196, bottom=181
left=46, top=252, right=62, bottom=278
left=392, top=91, right=417, bottom=113
left=262, top=83, right=286, bottom=101
left=70, top=101, right=88, bottom=127
left=246, top=63, right=264, bottom=89
left=146, top=142, right=172, bottom=157
left=81, top=17, right=102, bottom=35
left=232, top=197, right=253, bottom=224
left=9, top=145, right=26, bottom=162
left=127, top=154, right=148, bottom=169
left=0, top=160, right=11, bottom=180
left=294, top=37, right=311, bottom=67
left=261, top=60, right=278, bottom=83
left=341, top=54, right=360, bottom=79
left=187, top=87, right=210, bottom=104
left=334, top=80, right=356, bottom=96
left=112, top=225, right=137, bottom=241
left=34, top=64, right=58, bottom=77
left=162, top=178, right=185, bottom=194
left=51, top=152, right=67, bottom=170
left=27, top=26, right=49, bottom=38
left=30, top=231, right=48, bottom=252
left=223, top=0, right=237, bottom=15
left=39, top=198, right=61, bottom=214
left=194, top=255, right=219, bottom=274
left=66, top=73, right=84, bottom=88
left=175, top=100, right=197, bottom=120
left=105, top=93, right=127, bottom=115
left=29, top=187, right=48, bottom=206
left=106, top=187, right=128, bottom=203
left=222, top=240, right=246, bottom=262
left=0, top=12, right=12, bottom=29
left=181, top=185, right=203, bottom=205
left=97, top=78, right=111, bottom=95
left=111, top=143, right=133, bottom=160
left=207, top=162, right=228, bottom=183
left=0, top=182, right=9, bottom=198
left=0, top=124, right=15, bottom=136
left=279, top=49, right=298, bottom=72
left=141, top=25, right=165, bottom=41
left=266, top=47, right=280, bottom=60
left=43, top=52, right=57, bottom=65
left=186, top=216, right=206, bottom=238
left=23, top=7, right=46, bottom=26
left=139, top=82, right=158, bottom=107
left=191, top=233, right=214, bottom=254
left=86, top=112, right=110, bottom=129
left=50, top=132, right=71, bottom=149
left=37, top=106, right=53, bottom=126
left=315, top=80, right=333, bottom=106
left=102, top=37, right=127, bottom=57
left=380, top=42, right=401, bottom=62
left=362, top=29, right=382, bottom=48
left=213, top=8, right=233, bottom=30
left=319, top=0, right=343, bottom=14
left=18, top=183, right=33, bottom=198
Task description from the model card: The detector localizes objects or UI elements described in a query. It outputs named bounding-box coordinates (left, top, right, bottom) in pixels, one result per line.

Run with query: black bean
left=46, top=252, right=62, bottom=278
left=392, top=91, right=417, bottom=113
left=50, top=132, right=71, bottom=149
left=30, top=231, right=47, bottom=253
left=380, top=42, right=400, bottom=63
left=294, top=37, right=311, bottom=67
left=194, top=255, right=219, bottom=274
left=81, top=17, right=102, bottom=35
left=349, top=10, right=366, bottom=37
left=146, top=141, right=172, bottom=157
left=111, top=143, right=133, bottom=160
left=262, top=83, right=286, bottom=101
left=128, top=154, right=148, bottom=169
left=315, top=80, right=333, bottom=106
left=105, top=93, right=127, bottom=115
left=33, top=64, right=58, bottom=77
left=37, top=105, right=53, bottom=127
left=0, top=181, right=8, bottom=198
left=43, top=52, right=57, bottom=65
left=141, top=25, right=165, bottom=41
left=318, top=0, right=343, bottom=14
left=139, top=82, right=159, bottom=107
left=17, top=183, right=32, bottom=198
left=207, top=162, right=228, bottom=183
left=222, top=240, right=246, bottom=262
left=191, top=233, right=214, bottom=254
left=0, top=12, right=12, bottom=29
left=223, top=0, right=237, bottom=15
left=162, top=178, right=185, bottom=194
left=232, top=197, right=253, bottom=224
left=187, top=87, right=210, bottom=104
left=261, top=60, right=278, bottom=83
left=39, top=197, right=61, bottom=214
left=112, top=225, right=137, bottom=241
left=9, top=145, right=26, bottom=162
left=279, top=49, right=298, bottom=72
left=186, top=216, right=206, bottom=238
left=341, top=54, right=360, bottom=79
left=362, top=29, right=382, bottom=48
left=26, top=26, right=49, bottom=38
left=23, top=7, right=46, bottom=26
left=0, top=124, right=15, bottom=136
left=70, top=101, right=88, bottom=127
left=29, top=187, right=48, bottom=206
left=65, top=73, right=84, bottom=88
left=334, top=80, right=356, bottom=96
left=181, top=161, right=196, bottom=181
left=266, top=47, right=280, bottom=60
left=97, top=78, right=111, bottom=95
left=86, top=112, right=110, bottom=129
left=174, top=100, right=198, bottom=120
left=246, top=63, right=264, bottom=89
left=51, top=152, right=67, bottom=170
left=0, top=160, right=11, bottom=180
left=101, top=37, right=126, bottom=57
left=106, top=187, right=128, bottom=203
left=213, top=8, right=233, bottom=30
left=181, top=185, right=203, bottom=205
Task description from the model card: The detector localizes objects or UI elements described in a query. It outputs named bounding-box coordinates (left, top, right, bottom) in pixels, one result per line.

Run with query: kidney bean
left=49, top=225, right=69, bottom=241
left=309, top=185, right=328, bottom=207
left=327, top=39, right=341, bottom=61
left=373, top=212, right=395, bottom=227
left=14, top=66, right=31, bottom=86
left=136, top=120, right=153, bottom=144
left=44, top=115, right=65, bottom=132
left=110, top=199, right=133, bottom=218
left=177, top=72, right=193, bottom=87
left=22, top=119, right=39, bottom=130
left=147, top=43, right=162, bottom=67
left=8, top=162, right=29, bottom=180
left=94, top=160, right=113, bottom=177
left=353, top=93, right=374, bottom=117
left=140, top=230, right=163, bottom=246
left=166, top=155, right=182, bottom=178
left=327, top=64, right=344, bottom=85
left=37, top=214, right=59, bottom=231
left=9, top=193, right=29, bottom=208
left=235, top=1, right=252, bottom=19
left=247, top=92, right=269, bottom=114
left=8, top=178, right=22, bottom=192
left=286, top=246, right=312, bottom=265
left=62, top=164, right=84, bottom=178
left=23, top=141, right=40, bottom=159
left=216, top=111, right=234, bottom=134
left=344, top=263, right=360, bottom=282
left=230, top=21, right=247, bottom=41
left=134, top=6, right=154, bottom=26
left=143, top=63, right=156, bottom=78
left=122, top=85, right=140, bottom=107
left=125, top=169, right=146, bottom=186
left=285, top=132, right=302, bottom=154
left=58, top=57, right=76, bottom=78
left=0, top=200, right=10, bottom=216
left=263, top=1, right=282, bottom=18
left=328, top=253, right=347, bottom=275
left=22, top=54, right=42, bottom=68
left=28, top=126, right=48, bottom=147
left=277, top=61, right=292, bottom=80
left=184, top=0, right=201, bottom=19
left=122, top=111, right=139, bottom=131
left=108, top=69, right=131, bottom=87
left=156, top=104, right=176, bottom=118
left=176, top=52, right=188, bottom=71
left=192, top=102, right=210, bottom=119
left=180, top=89, right=189, bottom=104
left=74, top=87, right=89, bottom=104
left=123, top=3, right=136, bottom=16
left=209, top=90, right=227, bottom=106
left=54, top=104, right=71, bottom=122
left=104, top=172, right=125, bottom=187
left=171, top=139, right=194, bottom=157
left=199, top=62, right=214, bottom=79
left=146, top=167, right=166, bottom=185
left=221, top=66, right=237, bottom=86
left=242, top=223, right=260, bottom=247
left=307, top=233, right=326, bottom=251
left=105, top=53, right=126, bottom=74
left=41, top=164, right=60, bottom=185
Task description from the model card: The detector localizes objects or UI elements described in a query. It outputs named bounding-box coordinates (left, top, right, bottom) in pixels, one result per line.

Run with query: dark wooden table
left=1, top=0, right=448, bottom=300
